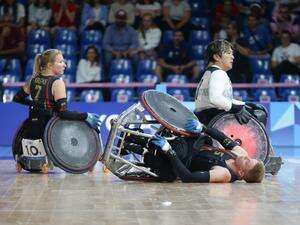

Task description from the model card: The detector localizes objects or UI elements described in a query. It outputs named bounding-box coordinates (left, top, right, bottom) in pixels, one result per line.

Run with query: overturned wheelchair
left=103, top=90, right=282, bottom=181
left=12, top=116, right=103, bottom=174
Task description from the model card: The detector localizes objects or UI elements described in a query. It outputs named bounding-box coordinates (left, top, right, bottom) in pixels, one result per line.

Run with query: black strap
left=206, top=66, right=221, bottom=73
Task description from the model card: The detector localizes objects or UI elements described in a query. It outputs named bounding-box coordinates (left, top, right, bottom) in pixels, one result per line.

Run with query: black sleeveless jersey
left=30, top=74, right=61, bottom=114
left=190, top=149, right=239, bottom=182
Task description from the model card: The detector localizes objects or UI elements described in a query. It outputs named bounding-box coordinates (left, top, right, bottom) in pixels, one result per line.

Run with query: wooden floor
left=0, top=147, right=299, bottom=225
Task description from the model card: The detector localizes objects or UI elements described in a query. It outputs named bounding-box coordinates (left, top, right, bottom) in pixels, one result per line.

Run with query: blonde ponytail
left=32, top=53, right=43, bottom=78
left=30, top=49, right=62, bottom=79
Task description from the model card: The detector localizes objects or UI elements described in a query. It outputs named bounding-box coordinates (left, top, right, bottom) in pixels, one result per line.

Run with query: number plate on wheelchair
left=21, top=139, right=46, bottom=157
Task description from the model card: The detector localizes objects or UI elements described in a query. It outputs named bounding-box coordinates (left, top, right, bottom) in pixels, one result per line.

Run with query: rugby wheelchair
left=102, top=90, right=282, bottom=181
left=12, top=116, right=103, bottom=174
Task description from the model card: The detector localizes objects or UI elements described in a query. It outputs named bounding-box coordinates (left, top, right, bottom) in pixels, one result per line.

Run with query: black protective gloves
left=230, top=103, right=252, bottom=124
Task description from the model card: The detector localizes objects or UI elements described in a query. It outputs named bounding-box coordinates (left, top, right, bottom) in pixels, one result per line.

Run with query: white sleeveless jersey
left=195, top=66, right=244, bottom=112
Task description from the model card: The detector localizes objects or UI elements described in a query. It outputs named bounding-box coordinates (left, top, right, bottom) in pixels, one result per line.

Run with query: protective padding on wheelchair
left=209, top=113, right=269, bottom=163
left=44, top=117, right=102, bottom=174
left=141, top=90, right=198, bottom=136
left=12, top=119, right=30, bottom=160
left=12, top=119, right=47, bottom=172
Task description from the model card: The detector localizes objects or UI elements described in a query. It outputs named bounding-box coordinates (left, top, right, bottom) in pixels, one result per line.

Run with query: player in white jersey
left=194, top=39, right=267, bottom=126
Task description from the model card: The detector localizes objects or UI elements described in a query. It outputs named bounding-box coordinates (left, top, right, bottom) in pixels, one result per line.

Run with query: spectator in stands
left=0, top=12, right=25, bottom=59
left=162, top=0, right=191, bottom=38
left=103, top=9, right=139, bottom=69
left=80, top=0, right=109, bottom=33
left=135, top=0, right=162, bottom=28
left=0, top=0, right=25, bottom=27
left=213, top=14, right=230, bottom=40
left=27, top=0, right=52, bottom=33
left=156, top=30, right=198, bottom=81
left=108, top=0, right=135, bottom=26
left=249, top=2, right=269, bottom=26
left=214, top=0, right=239, bottom=20
left=271, top=31, right=300, bottom=82
left=226, top=21, right=252, bottom=83
left=51, top=0, right=78, bottom=33
left=76, top=45, right=102, bottom=83
left=137, top=13, right=161, bottom=60
left=243, top=14, right=273, bottom=56
left=213, top=0, right=239, bottom=39
left=271, top=3, right=299, bottom=42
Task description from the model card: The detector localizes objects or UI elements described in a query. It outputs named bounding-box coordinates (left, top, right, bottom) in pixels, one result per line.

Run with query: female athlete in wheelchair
left=12, top=49, right=102, bottom=173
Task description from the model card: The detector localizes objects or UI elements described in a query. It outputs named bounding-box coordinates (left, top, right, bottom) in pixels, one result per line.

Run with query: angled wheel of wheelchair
left=208, top=113, right=270, bottom=163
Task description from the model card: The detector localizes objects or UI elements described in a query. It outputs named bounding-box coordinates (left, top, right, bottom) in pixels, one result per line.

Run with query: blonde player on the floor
left=148, top=118, right=265, bottom=183
left=122, top=118, right=265, bottom=183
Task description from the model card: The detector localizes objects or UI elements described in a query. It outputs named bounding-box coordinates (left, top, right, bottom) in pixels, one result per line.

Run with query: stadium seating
left=111, top=89, right=135, bottom=102
left=278, top=74, right=300, bottom=96
left=254, top=89, right=277, bottom=103
left=250, top=55, right=271, bottom=74
left=252, top=73, right=274, bottom=84
left=66, top=89, right=76, bottom=102
left=111, top=74, right=132, bottom=84
left=26, top=44, right=48, bottom=59
left=191, top=17, right=210, bottom=30
left=64, top=58, right=78, bottom=75
left=24, top=59, right=35, bottom=80
left=110, top=59, right=133, bottom=77
left=167, top=88, right=191, bottom=101
left=54, top=28, right=78, bottom=47
left=0, top=59, right=21, bottom=77
left=80, top=89, right=104, bottom=102
left=27, top=29, right=51, bottom=46
left=137, top=60, right=157, bottom=77
left=233, top=89, right=249, bottom=101
left=191, top=45, right=206, bottom=60
left=196, top=60, right=206, bottom=72
left=54, top=44, right=77, bottom=59
left=189, top=0, right=210, bottom=16
left=166, top=74, right=189, bottom=83
left=282, top=89, right=300, bottom=102
left=189, top=30, right=211, bottom=45
left=2, top=88, right=17, bottom=103
left=81, top=30, right=102, bottom=46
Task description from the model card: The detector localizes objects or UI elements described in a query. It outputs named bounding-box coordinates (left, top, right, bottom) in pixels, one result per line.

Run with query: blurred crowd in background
left=0, top=0, right=299, bottom=102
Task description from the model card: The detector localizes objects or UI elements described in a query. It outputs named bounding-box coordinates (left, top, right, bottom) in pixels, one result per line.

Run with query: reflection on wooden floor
left=0, top=147, right=299, bottom=225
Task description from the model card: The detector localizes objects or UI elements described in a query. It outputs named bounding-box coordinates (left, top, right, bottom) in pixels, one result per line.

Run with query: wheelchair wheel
left=43, top=116, right=102, bottom=174
left=12, top=119, right=49, bottom=172
left=208, top=113, right=270, bottom=163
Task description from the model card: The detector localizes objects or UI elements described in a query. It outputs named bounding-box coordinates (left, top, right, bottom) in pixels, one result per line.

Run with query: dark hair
left=204, top=39, right=233, bottom=63
left=88, top=0, right=104, bottom=7
left=84, top=45, right=100, bottom=66
left=138, top=0, right=155, bottom=4
left=34, top=0, right=50, bottom=9
left=2, top=0, right=17, bottom=24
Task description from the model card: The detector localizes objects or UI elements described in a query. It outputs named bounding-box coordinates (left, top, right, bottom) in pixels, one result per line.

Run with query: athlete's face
left=235, top=156, right=257, bottom=174
left=50, top=54, right=67, bottom=76
left=216, top=49, right=234, bottom=71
